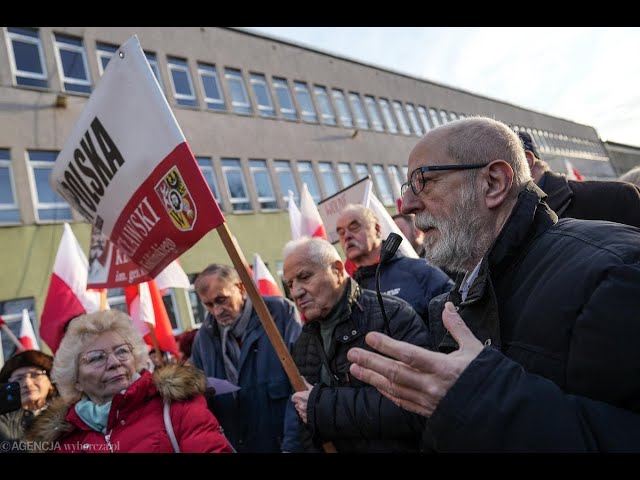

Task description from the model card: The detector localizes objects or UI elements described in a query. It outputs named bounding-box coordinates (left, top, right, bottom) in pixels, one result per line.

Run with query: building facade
left=0, top=26, right=629, bottom=357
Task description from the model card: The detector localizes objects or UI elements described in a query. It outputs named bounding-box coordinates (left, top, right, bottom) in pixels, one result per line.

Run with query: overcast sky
left=244, top=27, right=640, bottom=148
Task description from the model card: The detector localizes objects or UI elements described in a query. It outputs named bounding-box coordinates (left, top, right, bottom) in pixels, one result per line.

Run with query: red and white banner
left=253, top=253, right=282, bottom=297
left=40, top=223, right=102, bottom=352
left=50, top=35, right=224, bottom=280
left=19, top=309, right=39, bottom=351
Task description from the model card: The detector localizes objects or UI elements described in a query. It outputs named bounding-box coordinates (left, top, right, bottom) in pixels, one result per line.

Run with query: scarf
left=75, top=372, right=141, bottom=433
left=218, top=297, right=253, bottom=386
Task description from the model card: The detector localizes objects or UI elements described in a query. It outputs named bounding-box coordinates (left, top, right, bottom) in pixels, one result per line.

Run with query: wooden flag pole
left=216, top=223, right=336, bottom=453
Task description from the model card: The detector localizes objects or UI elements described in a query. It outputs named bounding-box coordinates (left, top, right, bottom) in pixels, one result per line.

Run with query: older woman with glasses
left=0, top=350, right=57, bottom=446
left=27, top=310, right=233, bottom=453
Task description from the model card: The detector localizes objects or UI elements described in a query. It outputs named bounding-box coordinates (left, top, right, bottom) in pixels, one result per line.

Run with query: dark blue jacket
left=191, top=296, right=301, bottom=453
left=353, top=253, right=453, bottom=325
left=426, top=182, right=640, bottom=452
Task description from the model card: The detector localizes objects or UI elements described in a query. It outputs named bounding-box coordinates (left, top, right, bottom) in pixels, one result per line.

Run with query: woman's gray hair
left=52, top=310, right=149, bottom=402
left=282, top=236, right=341, bottom=268
left=442, top=116, right=532, bottom=198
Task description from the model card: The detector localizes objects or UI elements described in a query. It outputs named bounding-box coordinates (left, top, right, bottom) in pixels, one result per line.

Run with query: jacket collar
left=541, top=171, right=573, bottom=216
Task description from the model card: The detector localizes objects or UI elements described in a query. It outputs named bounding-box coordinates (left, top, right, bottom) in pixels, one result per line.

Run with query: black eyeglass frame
left=401, top=163, right=489, bottom=196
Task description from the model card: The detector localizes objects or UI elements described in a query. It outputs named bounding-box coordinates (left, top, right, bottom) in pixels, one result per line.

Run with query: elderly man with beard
left=336, top=204, right=452, bottom=326
left=347, top=116, right=640, bottom=452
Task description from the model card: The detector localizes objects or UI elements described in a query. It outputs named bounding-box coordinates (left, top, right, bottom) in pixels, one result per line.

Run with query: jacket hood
left=26, top=364, right=206, bottom=446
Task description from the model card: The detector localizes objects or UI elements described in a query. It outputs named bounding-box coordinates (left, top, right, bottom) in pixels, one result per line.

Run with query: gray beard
left=415, top=187, right=491, bottom=273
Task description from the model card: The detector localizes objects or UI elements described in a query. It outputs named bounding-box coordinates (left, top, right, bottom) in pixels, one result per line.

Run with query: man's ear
left=237, top=282, right=246, bottom=297
left=524, top=150, right=536, bottom=173
left=332, top=259, right=346, bottom=280
left=483, top=160, right=513, bottom=209
left=374, top=222, right=382, bottom=238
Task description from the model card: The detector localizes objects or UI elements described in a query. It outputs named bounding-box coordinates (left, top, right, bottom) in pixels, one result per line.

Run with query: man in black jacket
left=348, top=117, right=640, bottom=452
left=518, top=131, right=640, bottom=227
left=282, top=237, right=428, bottom=452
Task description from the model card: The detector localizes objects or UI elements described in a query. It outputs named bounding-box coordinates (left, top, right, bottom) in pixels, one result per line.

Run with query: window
left=349, top=92, right=369, bottom=129
left=355, top=163, right=369, bottom=180
left=249, top=159, right=277, bottom=210
left=274, top=160, right=298, bottom=204
left=298, top=161, right=321, bottom=203
left=428, top=107, right=441, bottom=127
left=145, top=52, right=165, bottom=93
left=54, top=33, right=91, bottom=94
left=198, top=63, right=226, bottom=111
left=96, top=42, right=118, bottom=76
left=438, top=109, right=450, bottom=125
left=250, top=73, right=275, bottom=117
left=448, top=111, right=459, bottom=122
left=221, top=158, right=251, bottom=211
left=167, top=57, right=196, bottom=107
left=372, top=165, right=394, bottom=205
left=313, top=85, right=336, bottom=126
left=388, top=165, right=404, bottom=199
left=364, top=96, right=384, bottom=132
left=293, top=81, right=318, bottom=123
left=332, top=89, right=353, bottom=128
left=28, top=150, right=72, bottom=221
left=392, top=101, right=411, bottom=135
left=338, top=162, right=355, bottom=188
left=5, top=27, right=48, bottom=88
left=0, top=298, right=37, bottom=360
left=417, top=105, right=433, bottom=132
left=272, top=78, right=297, bottom=121
left=196, top=157, right=222, bottom=204
left=108, top=288, right=182, bottom=332
left=0, top=149, right=20, bottom=224
left=318, top=162, right=339, bottom=197
left=224, top=68, right=252, bottom=115
left=378, top=98, right=398, bottom=134
left=405, top=103, right=423, bottom=136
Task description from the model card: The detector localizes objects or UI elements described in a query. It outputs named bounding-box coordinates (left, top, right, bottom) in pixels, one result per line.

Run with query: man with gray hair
left=283, top=237, right=429, bottom=452
left=348, top=116, right=640, bottom=451
left=336, top=203, right=452, bottom=325
left=191, top=264, right=301, bottom=453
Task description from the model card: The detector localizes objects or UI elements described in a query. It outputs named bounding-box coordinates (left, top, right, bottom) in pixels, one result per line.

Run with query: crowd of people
left=2, top=116, right=639, bottom=453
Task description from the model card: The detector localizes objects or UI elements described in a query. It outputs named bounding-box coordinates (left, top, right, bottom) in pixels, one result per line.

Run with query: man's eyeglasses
left=400, top=163, right=489, bottom=197
left=9, top=370, right=47, bottom=383
left=81, top=343, right=134, bottom=368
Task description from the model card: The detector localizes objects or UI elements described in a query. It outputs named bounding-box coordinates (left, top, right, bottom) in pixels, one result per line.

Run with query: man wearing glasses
left=192, top=264, right=302, bottom=453
left=348, top=116, right=640, bottom=451
left=0, top=350, right=56, bottom=445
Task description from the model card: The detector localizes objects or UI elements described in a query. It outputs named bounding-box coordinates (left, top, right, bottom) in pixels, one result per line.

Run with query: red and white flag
left=300, top=183, right=327, bottom=240
left=19, top=309, right=39, bottom=351
left=49, top=35, right=224, bottom=280
left=565, top=159, right=585, bottom=181
left=125, top=280, right=178, bottom=356
left=287, top=190, right=301, bottom=240
left=40, top=223, right=102, bottom=353
left=253, top=253, right=282, bottom=297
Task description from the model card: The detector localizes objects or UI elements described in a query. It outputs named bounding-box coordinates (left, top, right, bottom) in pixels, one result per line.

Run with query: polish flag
left=287, top=190, right=302, bottom=240
left=19, top=309, right=39, bottom=351
left=253, top=253, right=282, bottom=297
left=565, top=159, right=585, bottom=181
left=300, top=183, right=327, bottom=240
left=154, top=260, right=190, bottom=291
left=125, top=280, right=178, bottom=356
left=40, top=223, right=102, bottom=353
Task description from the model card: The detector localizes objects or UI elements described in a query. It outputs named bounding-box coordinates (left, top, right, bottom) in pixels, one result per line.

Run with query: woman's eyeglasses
left=81, top=343, right=134, bottom=367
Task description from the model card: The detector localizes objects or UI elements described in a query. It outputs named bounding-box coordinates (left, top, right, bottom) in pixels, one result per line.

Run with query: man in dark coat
left=191, top=264, right=301, bottom=453
left=348, top=117, right=640, bottom=452
left=336, top=204, right=452, bottom=325
left=283, top=237, right=428, bottom=453
left=518, top=131, right=640, bottom=227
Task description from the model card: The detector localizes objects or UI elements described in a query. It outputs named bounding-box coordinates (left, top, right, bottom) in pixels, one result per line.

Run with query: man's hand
left=347, top=302, right=484, bottom=417
left=291, top=377, right=313, bottom=424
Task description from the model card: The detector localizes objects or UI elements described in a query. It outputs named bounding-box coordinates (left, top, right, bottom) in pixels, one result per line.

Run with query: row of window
left=0, top=148, right=405, bottom=224
left=5, top=27, right=608, bottom=159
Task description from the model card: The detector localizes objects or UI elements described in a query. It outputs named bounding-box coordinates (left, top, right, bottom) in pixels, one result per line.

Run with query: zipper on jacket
left=105, top=430, right=114, bottom=453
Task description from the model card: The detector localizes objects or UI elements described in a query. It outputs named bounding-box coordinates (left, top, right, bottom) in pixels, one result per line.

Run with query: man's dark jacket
left=425, top=182, right=640, bottom=452
left=290, top=278, right=428, bottom=453
left=541, top=170, right=640, bottom=227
